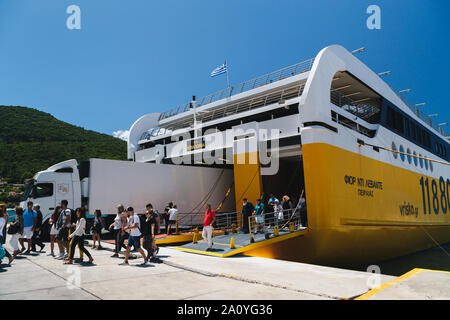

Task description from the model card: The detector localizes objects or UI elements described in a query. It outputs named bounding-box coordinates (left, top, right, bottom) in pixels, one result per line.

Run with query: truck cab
left=20, top=159, right=82, bottom=238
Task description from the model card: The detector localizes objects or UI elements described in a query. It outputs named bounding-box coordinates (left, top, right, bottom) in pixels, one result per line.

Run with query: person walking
left=31, top=204, right=45, bottom=253
left=163, top=202, right=172, bottom=235
left=19, top=201, right=37, bottom=254
left=266, top=193, right=277, bottom=227
left=64, top=208, right=93, bottom=265
left=241, top=198, right=254, bottom=234
left=281, top=195, right=293, bottom=223
left=48, top=206, right=63, bottom=257
left=56, top=200, right=72, bottom=259
left=146, top=203, right=160, bottom=259
left=7, top=207, right=24, bottom=262
left=91, top=209, right=103, bottom=250
left=0, top=208, right=13, bottom=265
left=167, top=204, right=178, bottom=235
left=141, top=208, right=154, bottom=262
left=273, top=199, right=283, bottom=227
left=119, top=207, right=147, bottom=265
left=202, top=204, right=215, bottom=250
left=253, top=199, right=265, bottom=234
left=109, top=205, right=124, bottom=258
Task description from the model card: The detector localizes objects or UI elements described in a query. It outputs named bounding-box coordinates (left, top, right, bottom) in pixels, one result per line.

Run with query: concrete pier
left=0, top=240, right=448, bottom=300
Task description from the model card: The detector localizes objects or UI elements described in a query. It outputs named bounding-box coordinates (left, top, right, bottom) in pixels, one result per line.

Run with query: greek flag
left=210, top=63, right=227, bottom=77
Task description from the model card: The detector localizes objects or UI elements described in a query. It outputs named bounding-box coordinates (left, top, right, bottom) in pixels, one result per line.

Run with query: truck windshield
left=22, top=180, right=35, bottom=201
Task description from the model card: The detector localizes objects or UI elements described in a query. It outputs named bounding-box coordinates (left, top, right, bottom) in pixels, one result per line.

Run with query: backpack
left=56, top=209, right=69, bottom=228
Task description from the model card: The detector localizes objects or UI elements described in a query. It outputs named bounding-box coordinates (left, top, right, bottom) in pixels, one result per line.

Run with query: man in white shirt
left=167, top=205, right=179, bottom=235
left=119, top=207, right=147, bottom=265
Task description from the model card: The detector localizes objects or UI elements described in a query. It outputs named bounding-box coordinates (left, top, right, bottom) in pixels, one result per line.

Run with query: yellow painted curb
left=355, top=268, right=423, bottom=300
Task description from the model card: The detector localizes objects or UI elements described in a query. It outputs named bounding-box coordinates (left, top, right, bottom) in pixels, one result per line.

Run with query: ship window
left=424, top=157, right=429, bottom=170
left=407, top=148, right=412, bottom=164
left=387, top=107, right=395, bottom=128
left=404, top=119, right=410, bottom=138
left=392, top=142, right=398, bottom=159
left=410, top=122, right=417, bottom=141
left=419, top=154, right=423, bottom=168
left=399, top=145, right=405, bottom=162
left=429, top=159, right=433, bottom=172
left=413, top=151, right=418, bottom=166
left=330, top=71, right=382, bottom=124
left=394, top=112, right=404, bottom=134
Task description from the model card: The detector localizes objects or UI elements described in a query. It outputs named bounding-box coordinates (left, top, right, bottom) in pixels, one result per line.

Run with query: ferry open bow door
left=232, top=123, right=263, bottom=229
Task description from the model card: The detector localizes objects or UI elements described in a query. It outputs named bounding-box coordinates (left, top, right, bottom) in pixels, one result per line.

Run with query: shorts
left=93, top=224, right=102, bottom=234
left=22, top=226, right=33, bottom=239
left=50, top=225, right=59, bottom=236
left=127, top=235, right=141, bottom=249
left=255, top=215, right=264, bottom=224
left=168, top=220, right=176, bottom=225
left=57, top=227, right=69, bottom=241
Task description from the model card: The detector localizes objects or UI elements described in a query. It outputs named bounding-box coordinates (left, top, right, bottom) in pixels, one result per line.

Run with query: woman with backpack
left=64, top=207, right=93, bottom=265
left=91, top=209, right=103, bottom=250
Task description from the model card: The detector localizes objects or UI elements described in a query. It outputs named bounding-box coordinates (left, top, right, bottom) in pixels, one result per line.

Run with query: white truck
left=20, top=158, right=235, bottom=239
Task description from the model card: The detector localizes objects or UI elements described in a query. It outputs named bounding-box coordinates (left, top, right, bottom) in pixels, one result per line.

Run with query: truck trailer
left=20, top=158, right=235, bottom=239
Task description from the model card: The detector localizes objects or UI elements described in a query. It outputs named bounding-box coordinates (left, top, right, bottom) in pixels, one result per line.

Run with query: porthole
left=407, top=148, right=412, bottom=164
left=419, top=154, right=423, bottom=168
left=399, top=145, right=405, bottom=162
left=413, top=151, right=418, bottom=166
left=392, top=142, right=398, bottom=159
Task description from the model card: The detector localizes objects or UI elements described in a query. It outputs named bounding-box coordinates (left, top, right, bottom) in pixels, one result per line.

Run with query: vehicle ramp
left=176, top=225, right=308, bottom=258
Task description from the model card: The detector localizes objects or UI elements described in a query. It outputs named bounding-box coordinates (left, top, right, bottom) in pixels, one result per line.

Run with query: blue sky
left=0, top=0, right=449, bottom=138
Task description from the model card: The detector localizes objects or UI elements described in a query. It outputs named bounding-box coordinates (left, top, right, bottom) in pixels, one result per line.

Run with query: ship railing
left=388, top=84, right=449, bottom=138
left=330, top=90, right=380, bottom=124
left=157, top=83, right=305, bottom=133
left=168, top=208, right=306, bottom=237
left=158, top=58, right=315, bottom=122
left=248, top=208, right=306, bottom=238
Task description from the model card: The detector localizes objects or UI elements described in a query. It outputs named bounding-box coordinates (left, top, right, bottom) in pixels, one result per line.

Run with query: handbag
left=7, top=223, right=19, bottom=235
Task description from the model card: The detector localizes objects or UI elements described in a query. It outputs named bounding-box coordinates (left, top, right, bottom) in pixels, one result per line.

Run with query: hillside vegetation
left=0, top=106, right=127, bottom=183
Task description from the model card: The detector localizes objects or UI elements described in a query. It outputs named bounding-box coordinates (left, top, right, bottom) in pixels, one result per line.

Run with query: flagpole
left=225, top=59, right=231, bottom=96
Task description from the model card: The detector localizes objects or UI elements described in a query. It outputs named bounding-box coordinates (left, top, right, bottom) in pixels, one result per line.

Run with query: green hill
left=0, top=106, right=127, bottom=183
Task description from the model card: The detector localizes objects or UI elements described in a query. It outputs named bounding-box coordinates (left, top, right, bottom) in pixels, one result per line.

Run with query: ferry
left=127, top=45, right=450, bottom=266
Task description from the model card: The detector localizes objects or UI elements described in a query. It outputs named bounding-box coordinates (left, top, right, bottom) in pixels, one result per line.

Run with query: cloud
left=112, top=130, right=130, bottom=141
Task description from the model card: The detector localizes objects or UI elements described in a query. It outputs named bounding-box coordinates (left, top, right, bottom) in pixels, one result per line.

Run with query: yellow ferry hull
left=243, top=143, right=450, bottom=266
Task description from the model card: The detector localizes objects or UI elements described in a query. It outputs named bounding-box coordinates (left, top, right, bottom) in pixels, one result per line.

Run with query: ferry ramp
left=175, top=209, right=308, bottom=257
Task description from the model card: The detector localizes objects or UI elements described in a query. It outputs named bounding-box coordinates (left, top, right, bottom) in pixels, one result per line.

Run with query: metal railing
left=157, top=84, right=305, bottom=133
left=170, top=207, right=306, bottom=235
left=248, top=208, right=305, bottom=236
left=389, top=85, right=449, bottom=138
left=330, top=90, right=381, bottom=124
left=158, top=58, right=315, bottom=121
